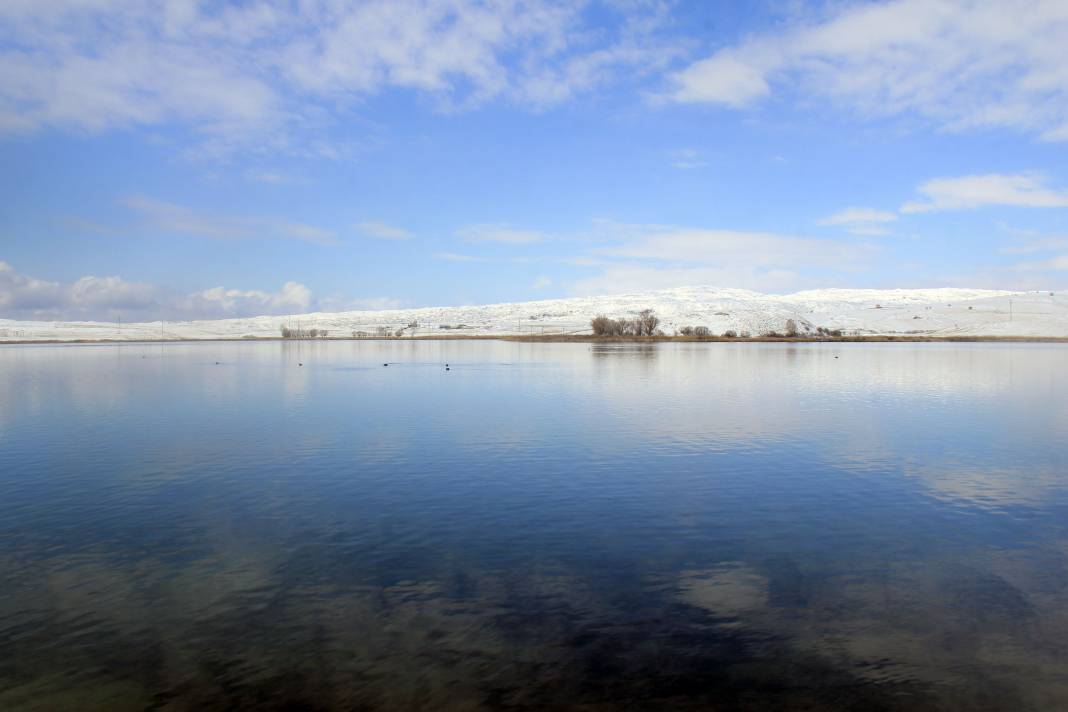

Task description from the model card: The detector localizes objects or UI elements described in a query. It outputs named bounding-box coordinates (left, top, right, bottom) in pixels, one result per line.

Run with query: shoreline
left=3, top=334, right=1068, bottom=345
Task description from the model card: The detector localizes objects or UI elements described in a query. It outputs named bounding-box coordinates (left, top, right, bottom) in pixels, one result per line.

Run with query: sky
left=1, top=0, right=1068, bottom=321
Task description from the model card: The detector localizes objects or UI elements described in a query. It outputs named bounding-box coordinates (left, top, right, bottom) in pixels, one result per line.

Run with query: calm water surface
left=1, top=341, right=1067, bottom=710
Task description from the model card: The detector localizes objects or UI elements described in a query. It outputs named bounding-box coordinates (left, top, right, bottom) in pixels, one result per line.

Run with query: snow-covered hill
left=1, top=287, right=1066, bottom=341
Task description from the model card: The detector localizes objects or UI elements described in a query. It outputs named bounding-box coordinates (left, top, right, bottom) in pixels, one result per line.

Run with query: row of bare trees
left=280, top=326, right=329, bottom=338
left=590, top=313, right=848, bottom=339
left=590, top=309, right=662, bottom=336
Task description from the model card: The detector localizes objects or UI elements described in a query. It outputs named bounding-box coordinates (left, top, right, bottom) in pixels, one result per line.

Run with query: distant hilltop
left=1, top=287, right=1065, bottom=341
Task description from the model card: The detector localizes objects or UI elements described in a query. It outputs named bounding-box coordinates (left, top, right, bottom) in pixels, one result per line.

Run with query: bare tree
left=693, top=326, right=710, bottom=337
left=637, top=309, right=659, bottom=336
left=785, top=319, right=798, bottom=337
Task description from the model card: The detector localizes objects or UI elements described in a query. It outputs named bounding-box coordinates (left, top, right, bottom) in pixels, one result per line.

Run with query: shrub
left=591, top=315, right=613, bottom=335
left=722, top=330, right=737, bottom=338
left=679, top=325, right=694, bottom=336
left=591, top=310, right=659, bottom=336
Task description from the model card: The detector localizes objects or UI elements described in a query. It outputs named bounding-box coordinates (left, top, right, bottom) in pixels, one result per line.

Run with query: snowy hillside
left=1, top=287, right=1066, bottom=341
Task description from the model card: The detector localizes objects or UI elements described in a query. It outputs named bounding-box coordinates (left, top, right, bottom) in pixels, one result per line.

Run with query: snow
left=1, top=286, right=1066, bottom=341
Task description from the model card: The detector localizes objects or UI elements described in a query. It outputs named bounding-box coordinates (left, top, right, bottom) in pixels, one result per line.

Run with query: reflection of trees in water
left=589, top=343, right=660, bottom=382
left=590, top=343, right=659, bottom=359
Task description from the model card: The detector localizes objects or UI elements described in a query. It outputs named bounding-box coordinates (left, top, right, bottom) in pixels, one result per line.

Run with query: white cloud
left=668, top=148, right=707, bottom=169
left=0, top=261, right=67, bottom=313
left=666, top=50, right=771, bottom=107
left=0, top=261, right=342, bottom=320
left=572, top=224, right=875, bottom=294
left=244, top=169, right=303, bottom=185
left=999, top=236, right=1068, bottom=255
left=68, top=274, right=158, bottom=312
left=356, top=221, right=412, bottom=240
left=118, top=196, right=338, bottom=245
left=594, top=227, right=870, bottom=266
left=433, top=252, right=489, bottom=262
left=180, top=281, right=312, bottom=319
left=0, top=1, right=676, bottom=153
left=664, top=0, right=1068, bottom=141
left=996, top=230, right=1068, bottom=274
left=820, top=207, right=897, bottom=226
left=901, top=173, right=1068, bottom=213
left=1019, top=254, right=1068, bottom=271
left=0, top=260, right=157, bottom=320
left=456, top=223, right=545, bottom=244
left=819, top=207, right=898, bottom=236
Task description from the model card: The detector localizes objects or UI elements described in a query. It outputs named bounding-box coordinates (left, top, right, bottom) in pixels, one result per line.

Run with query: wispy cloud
left=996, top=229, right=1068, bottom=276
left=1014, top=254, right=1068, bottom=272
left=572, top=224, right=876, bottom=294
left=999, top=236, right=1068, bottom=255
left=668, top=148, right=707, bottom=169
left=664, top=0, right=1068, bottom=141
left=0, top=1, right=677, bottom=155
left=456, top=223, right=546, bottom=244
left=819, top=207, right=897, bottom=236
left=901, top=173, right=1068, bottom=213
left=356, top=221, right=412, bottom=240
left=244, top=169, right=304, bottom=185
left=433, top=252, right=489, bottom=263
left=118, top=196, right=338, bottom=245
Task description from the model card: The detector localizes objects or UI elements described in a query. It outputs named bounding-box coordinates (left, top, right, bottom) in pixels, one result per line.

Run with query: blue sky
left=1, top=0, right=1067, bottom=320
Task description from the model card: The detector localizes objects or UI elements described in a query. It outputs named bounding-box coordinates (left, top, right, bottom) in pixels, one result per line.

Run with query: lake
left=1, top=341, right=1067, bottom=710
